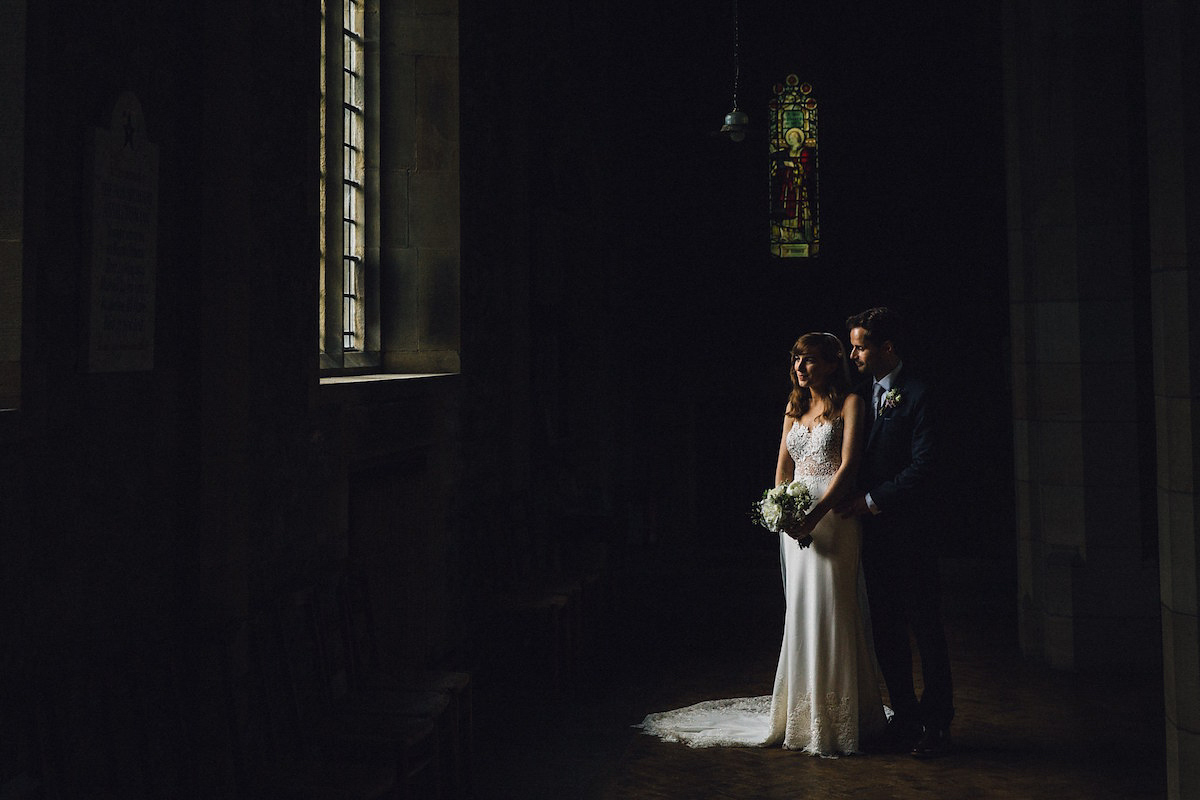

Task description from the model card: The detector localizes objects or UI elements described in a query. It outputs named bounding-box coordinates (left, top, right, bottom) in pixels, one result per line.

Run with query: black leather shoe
left=910, top=727, right=952, bottom=758
left=874, top=717, right=923, bottom=752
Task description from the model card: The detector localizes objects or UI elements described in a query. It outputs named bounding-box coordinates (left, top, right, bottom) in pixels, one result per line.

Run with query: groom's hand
left=835, top=491, right=870, bottom=519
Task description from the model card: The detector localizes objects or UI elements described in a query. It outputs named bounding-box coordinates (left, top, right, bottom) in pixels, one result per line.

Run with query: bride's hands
left=786, top=512, right=819, bottom=546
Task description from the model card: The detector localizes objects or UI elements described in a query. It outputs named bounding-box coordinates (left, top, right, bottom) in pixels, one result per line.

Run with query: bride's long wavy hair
left=787, top=332, right=853, bottom=420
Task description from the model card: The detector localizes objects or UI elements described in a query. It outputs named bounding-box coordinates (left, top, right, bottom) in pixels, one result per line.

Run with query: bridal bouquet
left=751, top=479, right=814, bottom=547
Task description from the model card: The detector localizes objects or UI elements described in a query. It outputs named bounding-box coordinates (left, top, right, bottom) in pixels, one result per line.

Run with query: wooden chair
left=271, top=581, right=448, bottom=799
left=338, top=569, right=474, bottom=799
left=226, top=616, right=400, bottom=799
left=470, top=512, right=576, bottom=703
left=26, top=654, right=125, bottom=800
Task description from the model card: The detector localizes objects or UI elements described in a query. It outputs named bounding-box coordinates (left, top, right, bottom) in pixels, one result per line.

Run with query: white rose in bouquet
left=751, top=478, right=814, bottom=546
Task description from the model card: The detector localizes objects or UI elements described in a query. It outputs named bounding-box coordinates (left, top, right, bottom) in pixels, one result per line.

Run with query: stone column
left=1004, top=0, right=1159, bottom=672
left=1144, top=2, right=1200, bottom=796
left=0, top=0, right=24, bottom=412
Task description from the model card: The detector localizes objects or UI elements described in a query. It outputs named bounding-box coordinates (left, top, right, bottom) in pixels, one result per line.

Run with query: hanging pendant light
left=721, top=109, right=749, bottom=142
left=717, top=0, right=748, bottom=141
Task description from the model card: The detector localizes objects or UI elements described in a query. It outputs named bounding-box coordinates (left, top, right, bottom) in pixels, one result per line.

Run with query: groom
left=834, top=307, right=954, bottom=758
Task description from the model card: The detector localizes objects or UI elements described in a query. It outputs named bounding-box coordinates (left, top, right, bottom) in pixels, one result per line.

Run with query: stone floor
left=471, top=543, right=1166, bottom=799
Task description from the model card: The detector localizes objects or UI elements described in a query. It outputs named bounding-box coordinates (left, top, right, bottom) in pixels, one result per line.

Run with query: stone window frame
left=319, top=0, right=460, bottom=380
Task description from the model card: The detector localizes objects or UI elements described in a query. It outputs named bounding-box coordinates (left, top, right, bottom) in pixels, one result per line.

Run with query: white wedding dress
left=637, top=417, right=887, bottom=755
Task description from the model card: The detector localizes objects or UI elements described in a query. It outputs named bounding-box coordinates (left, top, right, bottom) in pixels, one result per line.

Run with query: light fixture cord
left=732, top=0, right=740, bottom=109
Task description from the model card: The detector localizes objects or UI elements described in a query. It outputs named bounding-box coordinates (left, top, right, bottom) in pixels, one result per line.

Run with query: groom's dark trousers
left=858, top=373, right=954, bottom=729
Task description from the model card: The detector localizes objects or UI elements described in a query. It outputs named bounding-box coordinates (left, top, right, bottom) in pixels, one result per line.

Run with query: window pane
left=344, top=63, right=361, bottom=110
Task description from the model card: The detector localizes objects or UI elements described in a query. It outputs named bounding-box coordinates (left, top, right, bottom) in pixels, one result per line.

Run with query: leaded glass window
left=342, top=0, right=365, bottom=350
left=769, top=76, right=819, bottom=258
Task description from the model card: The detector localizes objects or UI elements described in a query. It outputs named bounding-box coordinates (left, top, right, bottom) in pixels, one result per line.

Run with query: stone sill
left=320, top=372, right=454, bottom=386
left=315, top=371, right=460, bottom=407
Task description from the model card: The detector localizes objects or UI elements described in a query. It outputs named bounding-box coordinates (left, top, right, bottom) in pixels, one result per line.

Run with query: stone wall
left=1005, top=0, right=1200, bottom=795
left=1143, top=2, right=1200, bottom=795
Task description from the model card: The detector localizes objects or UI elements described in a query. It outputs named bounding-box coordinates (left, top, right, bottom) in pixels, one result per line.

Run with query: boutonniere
left=881, top=389, right=902, bottom=412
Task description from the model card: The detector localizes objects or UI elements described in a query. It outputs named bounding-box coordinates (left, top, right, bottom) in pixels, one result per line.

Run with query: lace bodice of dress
left=786, top=416, right=843, bottom=478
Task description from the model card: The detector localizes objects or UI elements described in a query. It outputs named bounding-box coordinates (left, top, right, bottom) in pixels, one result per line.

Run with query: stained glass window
left=769, top=76, right=819, bottom=257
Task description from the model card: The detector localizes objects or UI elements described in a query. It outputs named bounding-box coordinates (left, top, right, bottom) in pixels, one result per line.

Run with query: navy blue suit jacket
left=859, top=370, right=937, bottom=523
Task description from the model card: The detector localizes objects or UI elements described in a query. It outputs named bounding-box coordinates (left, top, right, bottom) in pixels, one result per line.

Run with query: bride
left=637, top=332, right=886, bottom=755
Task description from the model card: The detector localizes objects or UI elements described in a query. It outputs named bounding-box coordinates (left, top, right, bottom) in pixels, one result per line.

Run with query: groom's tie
left=872, top=382, right=885, bottom=419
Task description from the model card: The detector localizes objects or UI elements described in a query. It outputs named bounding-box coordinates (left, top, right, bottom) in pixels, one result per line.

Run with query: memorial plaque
left=87, top=91, right=158, bottom=372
